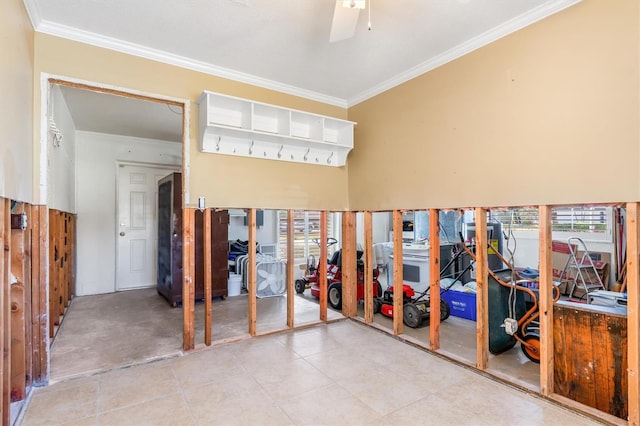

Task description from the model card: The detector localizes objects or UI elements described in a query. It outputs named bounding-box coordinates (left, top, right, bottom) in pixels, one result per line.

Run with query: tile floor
left=21, top=320, right=604, bottom=426
left=49, top=289, right=343, bottom=381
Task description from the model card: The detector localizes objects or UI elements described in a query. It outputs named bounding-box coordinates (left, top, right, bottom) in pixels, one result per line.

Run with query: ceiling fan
left=329, top=0, right=369, bottom=43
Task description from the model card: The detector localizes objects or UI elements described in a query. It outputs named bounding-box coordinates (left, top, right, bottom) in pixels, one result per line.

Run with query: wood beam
left=393, top=210, right=403, bottom=335
left=429, top=209, right=441, bottom=350
left=287, top=210, right=294, bottom=328
left=341, top=212, right=357, bottom=317
left=182, top=207, right=195, bottom=351
left=23, top=205, right=32, bottom=390
left=363, top=211, right=373, bottom=323
left=2, top=200, right=10, bottom=424
left=0, top=199, right=6, bottom=423
left=31, top=206, right=48, bottom=384
left=248, top=209, right=257, bottom=336
left=627, top=202, right=640, bottom=425
left=475, top=208, right=488, bottom=370
left=538, top=205, right=553, bottom=395
left=319, top=211, right=328, bottom=321
left=10, top=203, right=26, bottom=402
left=203, top=208, right=212, bottom=346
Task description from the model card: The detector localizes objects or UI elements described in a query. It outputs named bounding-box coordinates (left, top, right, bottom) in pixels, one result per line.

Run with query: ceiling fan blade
left=329, top=0, right=361, bottom=43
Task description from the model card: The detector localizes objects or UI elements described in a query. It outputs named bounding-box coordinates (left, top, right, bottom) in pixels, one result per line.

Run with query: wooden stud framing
left=286, top=210, right=295, bottom=328
left=627, top=202, right=640, bottom=425
left=341, top=212, right=357, bottom=318
left=23, top=205, right=32, bottom=391
left=30, top=205, right=48, bottom=385
left=363, top=211, right=374, bottom=323
left=2, top=200, right=10, bottom=425
left=0, top=199, right=7, bottom=424
left=429, top=209, right=441, bottom=350
left=10, top=203, right=26, bottom=402
left=203, top=208, right=212, bottom=346
left=475, top=208, right=489, bottom=370
left=319, top=211, right=328, bottom=321
left=393, top=210, right=403, bottom=335
left=538, top=205, right=553, bottom=395
left=182, top=207, right=196, bottom=351
left=247, top=208, right=257, bottom=336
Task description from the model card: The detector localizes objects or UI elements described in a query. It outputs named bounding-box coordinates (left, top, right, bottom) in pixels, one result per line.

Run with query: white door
left=117, top=164, right=178, bottom=291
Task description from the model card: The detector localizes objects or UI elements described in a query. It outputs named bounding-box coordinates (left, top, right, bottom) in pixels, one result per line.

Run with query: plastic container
left=228, top=274, right=242, bottom=297
left=441, top=290, right=477, bottom=321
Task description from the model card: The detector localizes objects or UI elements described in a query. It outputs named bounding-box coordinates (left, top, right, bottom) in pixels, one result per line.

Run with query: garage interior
left=3, top=0, right=640, bottom=425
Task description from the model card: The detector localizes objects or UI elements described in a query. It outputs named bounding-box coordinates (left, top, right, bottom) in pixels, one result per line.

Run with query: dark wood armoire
left=156, top=172, right=229, bottom=306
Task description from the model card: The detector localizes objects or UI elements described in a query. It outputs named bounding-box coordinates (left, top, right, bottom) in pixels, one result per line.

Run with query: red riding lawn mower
left=295, top=238, right=383, bottom=310
left=374, top=284, right=451, bottom=328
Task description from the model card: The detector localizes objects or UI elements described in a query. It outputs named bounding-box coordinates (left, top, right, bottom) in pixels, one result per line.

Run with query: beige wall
left=347, top=0, right=640, bottom=211
left=1, top=0, right=34, bottom=202
left=33, top=34, right=350, bottom=210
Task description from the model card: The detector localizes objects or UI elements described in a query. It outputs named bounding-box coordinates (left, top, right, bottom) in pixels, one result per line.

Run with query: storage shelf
left=198, top=91, right=355, bottom=166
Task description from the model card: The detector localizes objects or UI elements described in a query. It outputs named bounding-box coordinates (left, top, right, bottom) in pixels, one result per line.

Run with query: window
left=488, top=206, right=612, bottom=242
left=277, top=211, right=336, bottom=262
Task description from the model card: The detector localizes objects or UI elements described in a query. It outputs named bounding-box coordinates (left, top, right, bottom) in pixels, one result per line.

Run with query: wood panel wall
left=554, top=303, right=628, bottom=419
left=0, top=200, right=50, bottom=422
left=48, top=209, right=76, bottom=339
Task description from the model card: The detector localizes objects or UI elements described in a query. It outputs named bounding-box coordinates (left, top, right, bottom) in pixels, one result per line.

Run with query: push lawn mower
left=374, top=284, right=450, bottom=328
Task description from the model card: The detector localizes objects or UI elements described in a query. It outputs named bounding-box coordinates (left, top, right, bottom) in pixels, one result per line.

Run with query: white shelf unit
left=198, top=91, right=355, bottom=167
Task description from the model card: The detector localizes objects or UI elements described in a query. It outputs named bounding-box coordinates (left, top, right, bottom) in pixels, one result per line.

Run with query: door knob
left=120, top=232, right=126, bottom=236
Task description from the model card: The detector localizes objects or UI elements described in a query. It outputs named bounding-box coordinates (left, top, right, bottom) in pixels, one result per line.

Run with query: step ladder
left=559, top=237, right=606, bottom=299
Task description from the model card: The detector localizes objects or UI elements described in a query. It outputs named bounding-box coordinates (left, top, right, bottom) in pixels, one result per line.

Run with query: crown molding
left=25, top=0, right=580, bottom=110
left=29, top=18, right=349, bottom=109
left=347, top=0, right=582, bottom=106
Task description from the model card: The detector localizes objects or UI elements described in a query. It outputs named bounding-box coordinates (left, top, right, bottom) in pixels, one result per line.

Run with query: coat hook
left=303, top=148, right=310, bottom=161
left=277, top=144, right=284, bottom=159
left=327, top=152, right=334, bottom=164
left=249, top=140, right=254, bottom=155
left=215, top=136, right=221, bottom=152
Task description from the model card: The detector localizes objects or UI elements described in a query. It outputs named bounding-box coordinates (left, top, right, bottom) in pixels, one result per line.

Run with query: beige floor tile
left=278, top=383, right=381, bottom=425
left=97, top=362, right=181, bottom=412
left=184, top=380, right=292, bottom=425
left=97, top=394, right=194, bottom=426
left=336, top=365, right=432, bottom=416
left=276, top=327, right=344, bottom=357
left=304, top=347, right=386, bottom=382
left=171, top=346, right=245, bottom=389
left=251, top=358, right=334, bottom=401
left=21, top=378, right=99, bottom=426
left=228, top=338, right=301, bottom=375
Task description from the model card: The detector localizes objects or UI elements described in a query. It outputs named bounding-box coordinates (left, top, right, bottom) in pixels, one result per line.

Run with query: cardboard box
left=441, top=290, right=477, bottom=321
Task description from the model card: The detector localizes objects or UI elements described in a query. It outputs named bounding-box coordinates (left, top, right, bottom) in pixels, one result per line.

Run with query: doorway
left=117, top=163, right=180, bottom=291
left=45, top=78, right=188, bottom=379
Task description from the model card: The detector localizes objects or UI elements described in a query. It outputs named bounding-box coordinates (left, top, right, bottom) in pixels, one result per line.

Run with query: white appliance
left=387, top=243, right=430, bottom=294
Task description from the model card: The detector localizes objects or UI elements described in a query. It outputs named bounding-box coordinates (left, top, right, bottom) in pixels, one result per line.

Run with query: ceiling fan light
left=342, top=0, right=365, bottom=9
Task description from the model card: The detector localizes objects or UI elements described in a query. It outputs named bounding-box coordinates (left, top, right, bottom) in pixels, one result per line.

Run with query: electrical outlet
left=503, top=318, right=518, bottom=335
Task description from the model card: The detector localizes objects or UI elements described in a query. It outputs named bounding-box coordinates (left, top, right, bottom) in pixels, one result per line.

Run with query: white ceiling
left=28, top=0, right=580, bottom=140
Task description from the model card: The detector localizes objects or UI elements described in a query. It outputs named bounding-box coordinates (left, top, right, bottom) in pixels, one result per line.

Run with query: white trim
left=30, top=18, right=348, bottom=108
left=27, top=0, right=580, bottom=108
left=348, top=0, right=583, bottom=106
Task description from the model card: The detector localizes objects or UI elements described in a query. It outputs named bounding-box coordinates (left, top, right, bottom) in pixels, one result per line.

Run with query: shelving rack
left=197, top=91, right=355, bottom=167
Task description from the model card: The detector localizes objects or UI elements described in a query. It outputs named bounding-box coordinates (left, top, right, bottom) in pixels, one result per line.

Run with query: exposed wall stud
left=429, top=209, right=441, bottom=350
left=539, top=205, right=553, bottom=394
left=248, top=208, right=257, bottom=336
left=475, top=208, right=488, bottom=370
left=393, top=210, right=403, bottom=335
left=363, top=211, right=373, bottom=323
left=182, top=207, right=195, bottom=351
